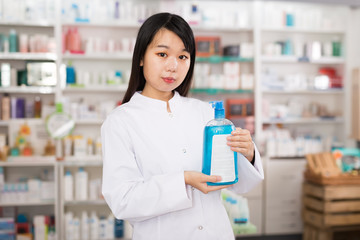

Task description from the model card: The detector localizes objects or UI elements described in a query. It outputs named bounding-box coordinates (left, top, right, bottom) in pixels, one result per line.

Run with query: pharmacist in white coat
left=102, top=13, right=264, bottom=240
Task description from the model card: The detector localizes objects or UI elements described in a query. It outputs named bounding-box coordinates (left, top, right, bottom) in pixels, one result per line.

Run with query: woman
left=101, top=12, right=264, bottom=240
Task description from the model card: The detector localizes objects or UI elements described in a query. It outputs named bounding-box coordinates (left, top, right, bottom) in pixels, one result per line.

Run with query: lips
left=162, top=77, right=175, bottom=83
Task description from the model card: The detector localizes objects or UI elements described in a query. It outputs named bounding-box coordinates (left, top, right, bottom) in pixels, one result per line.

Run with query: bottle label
left=211, top=134, right=235, bottom=182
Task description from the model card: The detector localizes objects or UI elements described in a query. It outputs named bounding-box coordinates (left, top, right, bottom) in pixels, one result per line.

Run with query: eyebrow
left=155, top=44, right=189, bottom=52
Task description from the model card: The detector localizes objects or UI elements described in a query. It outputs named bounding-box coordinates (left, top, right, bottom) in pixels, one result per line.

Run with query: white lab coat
left=101, top=91, right=264, bottom=240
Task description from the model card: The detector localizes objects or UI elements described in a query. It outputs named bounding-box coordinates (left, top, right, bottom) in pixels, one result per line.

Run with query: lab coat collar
left=131, top=91, right=181, bottom=112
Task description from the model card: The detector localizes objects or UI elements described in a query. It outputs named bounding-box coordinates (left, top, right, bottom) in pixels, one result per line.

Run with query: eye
left=157, top=53, right=167, bottom=57
left=179, top=55, right=189, bottom=60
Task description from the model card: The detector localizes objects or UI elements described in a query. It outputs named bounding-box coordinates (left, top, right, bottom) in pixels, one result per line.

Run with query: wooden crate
left=302, top=182, right=360, bottom=240
left=303, top=224, right=360, bottom=240
left=304, top=153, right=360, bottom=185
left=303, top=225, right=332, bottom=240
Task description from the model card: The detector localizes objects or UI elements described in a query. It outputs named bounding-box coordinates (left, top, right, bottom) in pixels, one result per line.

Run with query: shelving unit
left=58, top=156, right=106, bottom=240
left=0, top=0, right=357, bottom=239
left=257, top=1, right=350, bottom=236
left=0, top=1, right=59, bottom=238
left=0, top=157, right=59, bottom=238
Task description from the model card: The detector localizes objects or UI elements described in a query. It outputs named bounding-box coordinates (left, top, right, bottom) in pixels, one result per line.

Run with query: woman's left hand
left=227, top=128, right=254, bottom=162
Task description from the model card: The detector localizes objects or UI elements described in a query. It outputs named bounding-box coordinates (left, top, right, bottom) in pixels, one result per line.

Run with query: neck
left=141, top=89, right=174, bottom=102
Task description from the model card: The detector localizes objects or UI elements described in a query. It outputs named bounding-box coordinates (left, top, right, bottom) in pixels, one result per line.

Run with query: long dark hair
left=122, top=12, right=196, bottom=104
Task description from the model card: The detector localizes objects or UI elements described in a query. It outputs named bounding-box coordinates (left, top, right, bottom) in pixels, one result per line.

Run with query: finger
left=206, top=184, right=232, bottom=192
left=230, top=135, right=250, bottom=141
left=228, top=140, right=253, bottom=146
left=230, top=146, right=249, bottom=155
left=204, top=175, right=222, bottom=183
left=227, top=136, right=252, bottom=144
left=227, top=141, right=250, bottom=148
left=231, top=128, right=250, bottom=136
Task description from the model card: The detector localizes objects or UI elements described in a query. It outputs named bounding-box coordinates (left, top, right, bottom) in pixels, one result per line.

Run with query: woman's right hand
left=184, top=171, right=232, bottom=194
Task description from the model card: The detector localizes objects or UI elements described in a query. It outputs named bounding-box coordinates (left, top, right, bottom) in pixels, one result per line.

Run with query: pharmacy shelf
left=269, top=156, right=306, bottom=160
left=0, top=53, right=57, bottom=60
left=0, top=118, right=44, bottom=127
left=192, top=25, right=253, bottom=32
left=0, top=86, right=55, bottom=94
left=62, top=21, right=140, bottom=28
left=62, top=22, right=253, bottom=32
left=262, top=117, right=344, bottom=125
left=64, top=199, right=107, bottom=206
left=262, top=89, right=344, bottom=95
left=1, top=156, right=56, bottom=167
left=0, top=200, right=55, bottom=207
left=63, top=85, right=127, bottom=93
left=0, top=21, right=54, bottom=27
left=262, top=27, right=345, bottom=35
left=62, top=53, right=132, bottom=60
left=61, top=156, right=102, bottom=166
left=190, top=88, right=253, bottom=95
left=75, top=119, right=104, bottom=125
left=261, top=55, right=345, bottom=64
left=311, top=57, right=345, bottom=64
left=64, top=155, right=101, bottom=161
left=196, top=56, right=254, bottom=63
left=0, top=121, right=9, bottom=127
left=261, top=55, right=297, bottom=63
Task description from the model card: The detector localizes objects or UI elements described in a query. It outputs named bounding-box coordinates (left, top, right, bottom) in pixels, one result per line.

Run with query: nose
left=165, top=56, right=178, bottom=72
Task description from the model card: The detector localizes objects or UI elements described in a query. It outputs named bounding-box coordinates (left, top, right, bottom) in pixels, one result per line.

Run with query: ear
left=140, top=59, right=143, bottom=67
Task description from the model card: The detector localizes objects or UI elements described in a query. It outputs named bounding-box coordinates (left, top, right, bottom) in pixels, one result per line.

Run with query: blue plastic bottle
left=202, top=101, right=238, bottom=186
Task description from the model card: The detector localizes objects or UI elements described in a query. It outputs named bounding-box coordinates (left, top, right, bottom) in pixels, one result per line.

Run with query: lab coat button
left=169, top=113, right=173, bottom=118
left=191, top=187, right=195, bottom=191
left=198, top=225, right=203, bottom=230
left=182, top=148, right=186, bottom=153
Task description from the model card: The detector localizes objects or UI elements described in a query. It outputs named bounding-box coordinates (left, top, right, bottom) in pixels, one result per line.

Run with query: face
left=141, top=28, right=191, bottom=101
